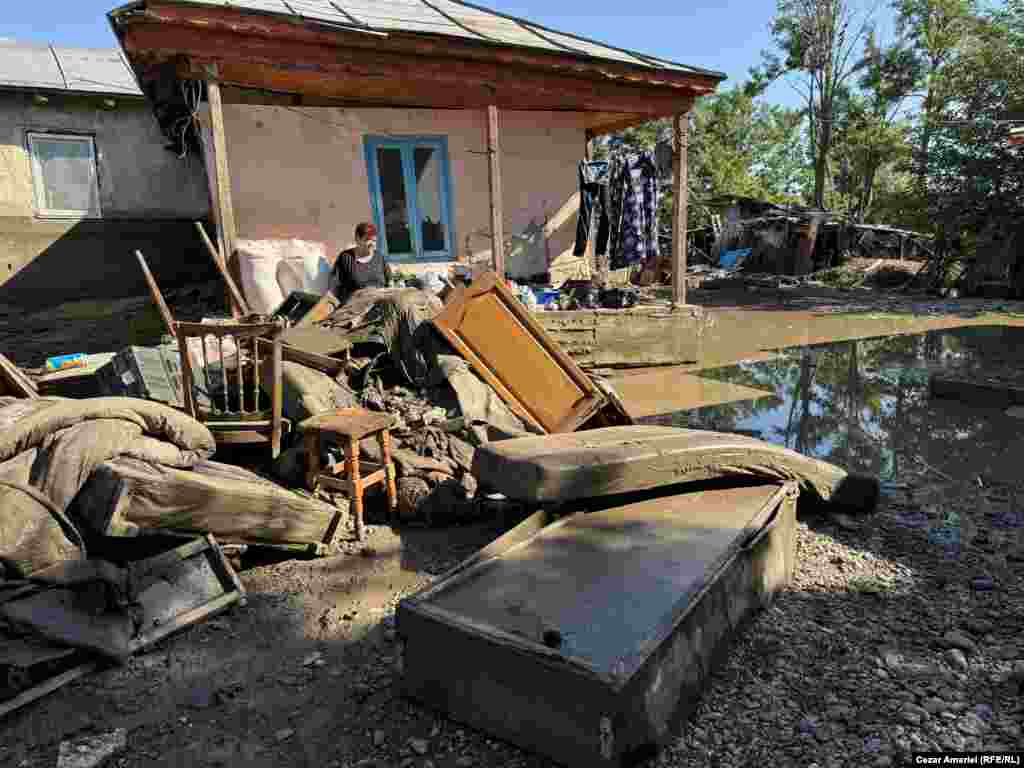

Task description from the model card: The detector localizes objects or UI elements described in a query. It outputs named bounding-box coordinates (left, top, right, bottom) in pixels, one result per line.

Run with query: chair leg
left=347, top=436, right=364, bottom=541
left=378, top=429, right=398, bottom=521
left=304, top=431, right=321, bottom=492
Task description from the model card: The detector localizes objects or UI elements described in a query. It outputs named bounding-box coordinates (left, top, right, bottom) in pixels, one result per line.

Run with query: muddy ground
left=2, top=279, right=1023, bottom=767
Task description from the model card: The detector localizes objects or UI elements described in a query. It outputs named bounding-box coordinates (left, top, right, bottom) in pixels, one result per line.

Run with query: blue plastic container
left=45, top=353, right=87, bottom=372
left=533, top=288, right=560, bottom=307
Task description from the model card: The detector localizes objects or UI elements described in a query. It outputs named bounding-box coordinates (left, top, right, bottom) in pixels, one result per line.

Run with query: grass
left=848, top=574, right=898, bottom=596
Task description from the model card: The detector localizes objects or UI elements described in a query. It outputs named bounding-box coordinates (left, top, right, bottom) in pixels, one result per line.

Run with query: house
left=108, top=0, right=725, bottom=308
left=0, top=40, right=213, bottom=307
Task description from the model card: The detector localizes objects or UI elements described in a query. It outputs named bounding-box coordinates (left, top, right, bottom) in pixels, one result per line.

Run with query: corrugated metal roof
left=53, top=46, right=141, bottom=95
left=120, top=0, right=725, bottom=79
left=0, top=40, right=66, bottom=90
left=0, top=39, right=142, bottom=96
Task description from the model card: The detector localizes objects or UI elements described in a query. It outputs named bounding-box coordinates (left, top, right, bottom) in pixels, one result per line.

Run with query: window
left=27, top=133, right=101, bottom=218
left=364, top=136, right=454, bottom=261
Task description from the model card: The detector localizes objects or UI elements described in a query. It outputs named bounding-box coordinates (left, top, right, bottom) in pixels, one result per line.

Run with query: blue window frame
left=364, top=136, right=455, bottom=262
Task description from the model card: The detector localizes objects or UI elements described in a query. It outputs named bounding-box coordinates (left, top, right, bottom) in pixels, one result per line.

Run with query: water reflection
left=640, top=326, right=1024, bottom=484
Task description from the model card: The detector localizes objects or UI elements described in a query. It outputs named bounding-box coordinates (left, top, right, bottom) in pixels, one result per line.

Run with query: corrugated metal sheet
left=337, top=0, right=481, bottom=40
left=120, top=0, right=725, bottom=78
left=53, top=47, right=141, bottom=95
left=0, top=40, right=65, bottom=90
left=0, top=40, right=142, bottom=95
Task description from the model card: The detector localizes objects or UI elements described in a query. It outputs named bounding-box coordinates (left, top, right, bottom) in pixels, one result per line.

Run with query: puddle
left=637, top=326, right=1024, bottom=544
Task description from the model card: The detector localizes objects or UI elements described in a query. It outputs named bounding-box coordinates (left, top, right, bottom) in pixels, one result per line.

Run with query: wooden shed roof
left=109, top=0, right=725, bottom=134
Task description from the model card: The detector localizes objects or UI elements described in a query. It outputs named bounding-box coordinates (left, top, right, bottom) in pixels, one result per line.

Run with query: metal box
left=96, top=344, right=185, bottom=407
left=397, top=480, right=798, bottom=767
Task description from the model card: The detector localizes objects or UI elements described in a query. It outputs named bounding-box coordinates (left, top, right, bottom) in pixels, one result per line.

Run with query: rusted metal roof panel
left=0, top=41, right=65, bottom=90
left=52, top=46, right=141, bottom=95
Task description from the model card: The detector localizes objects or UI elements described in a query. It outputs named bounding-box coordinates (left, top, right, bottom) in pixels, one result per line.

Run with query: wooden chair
left=301, top=408, right=398, bottom=541
left=175, top=319, right=288, bottom=459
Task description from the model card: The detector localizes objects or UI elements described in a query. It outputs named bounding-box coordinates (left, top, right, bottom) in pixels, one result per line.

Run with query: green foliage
left=599, top=0, right=1022, bottom=274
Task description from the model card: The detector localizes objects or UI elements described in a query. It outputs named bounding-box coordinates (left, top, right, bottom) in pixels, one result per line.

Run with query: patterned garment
left=608, top=152, right=660, bottom=270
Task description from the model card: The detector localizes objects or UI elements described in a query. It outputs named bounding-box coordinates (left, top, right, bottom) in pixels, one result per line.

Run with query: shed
left=108, top=0, right=725, bottom=306
left=0, top=39, right=213, bottom=308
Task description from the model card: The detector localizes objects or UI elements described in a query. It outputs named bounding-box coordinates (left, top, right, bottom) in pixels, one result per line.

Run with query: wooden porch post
left=486, top=105, right=505, bottom=280
left=671, top=110, right=690, bottom=308
left=206, top=75, right=243, bottom=317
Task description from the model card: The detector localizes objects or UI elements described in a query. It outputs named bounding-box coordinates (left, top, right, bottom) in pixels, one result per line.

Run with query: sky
left=0, top=0, right=898, bottom=110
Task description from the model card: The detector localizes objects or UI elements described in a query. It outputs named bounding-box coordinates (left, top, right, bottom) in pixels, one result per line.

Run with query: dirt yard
left=2, top=280, right=1023, bottom=767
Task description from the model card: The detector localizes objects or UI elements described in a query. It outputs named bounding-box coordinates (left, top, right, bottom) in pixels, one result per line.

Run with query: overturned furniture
left=398, top=478, right=798, bottom=767
left=176, top=319, right=287, bottom=459
left=398, top=424, right=880, bottom=766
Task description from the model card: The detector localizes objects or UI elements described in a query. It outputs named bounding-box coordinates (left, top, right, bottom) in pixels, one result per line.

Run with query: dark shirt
left=333, top=248, right=391, bottom=300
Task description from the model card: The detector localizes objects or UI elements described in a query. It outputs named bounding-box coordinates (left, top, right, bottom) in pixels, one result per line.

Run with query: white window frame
left=26, top=132, right=102, bottom=219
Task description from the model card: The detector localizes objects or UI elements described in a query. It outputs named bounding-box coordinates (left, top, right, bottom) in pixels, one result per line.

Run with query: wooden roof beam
left=124, top=3, right=722, bottom=95
left=121, top=22, right=699, bottom=114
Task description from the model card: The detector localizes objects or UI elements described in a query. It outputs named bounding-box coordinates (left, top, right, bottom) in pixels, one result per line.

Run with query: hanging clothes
left=572, top=160, right=611, bottom=258
left=608, top=151, right=660, bottom=270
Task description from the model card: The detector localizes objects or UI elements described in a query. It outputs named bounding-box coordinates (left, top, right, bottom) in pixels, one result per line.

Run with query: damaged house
left=107, top=0, right=724, bottom=299
left=0, top=40, right=213, bottom=307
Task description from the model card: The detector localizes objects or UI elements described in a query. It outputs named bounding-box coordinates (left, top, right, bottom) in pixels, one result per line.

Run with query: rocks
left=57, top=729, right=127, bottom=768
left=373, top=730, right=386, bottom=747
left=921, top=697, right=947, bottom=715
left=946, top=648, right=969, bottom=672
left=898, top=702, right=928, bottom=725
left=408, top=738, right=429, bottom=756
left=396, top=476, right=431, bottom=520
left=274, top=728, right=295, bottom=743
left=943, top=630, right=978, bottom=654
left=957, top=713, right=988, bottom=737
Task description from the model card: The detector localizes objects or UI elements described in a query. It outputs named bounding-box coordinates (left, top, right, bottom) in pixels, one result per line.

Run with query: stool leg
left=378, top=430, right=398, bottom=521
left=347, top=436, right=364, bottom=541
left=304, top=431, right=321, bottom=492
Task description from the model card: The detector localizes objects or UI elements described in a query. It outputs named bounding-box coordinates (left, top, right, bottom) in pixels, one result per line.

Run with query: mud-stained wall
left=0, top=91, right=212, bottom=307
left=208, top=103, right=592, bottom=281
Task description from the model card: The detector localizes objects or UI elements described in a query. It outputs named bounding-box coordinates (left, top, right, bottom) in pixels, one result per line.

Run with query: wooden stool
left=301, top=408, right=398, bottom=541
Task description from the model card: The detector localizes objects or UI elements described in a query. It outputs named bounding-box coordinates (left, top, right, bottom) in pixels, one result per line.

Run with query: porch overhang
left=109, top=2, right=723, bottom=133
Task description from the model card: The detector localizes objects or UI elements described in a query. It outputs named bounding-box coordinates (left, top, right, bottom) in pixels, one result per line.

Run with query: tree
left=830, top=32, right=917, bottom=221
left=757, top=0, right=876, bottom=208
left=894, top=0, right=978, bottom=193
left=601, top=87, right=808, bottom=230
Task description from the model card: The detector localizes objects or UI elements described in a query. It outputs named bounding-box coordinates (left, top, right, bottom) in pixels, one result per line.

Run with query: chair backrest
left=175, top=320, right=283, bottom=420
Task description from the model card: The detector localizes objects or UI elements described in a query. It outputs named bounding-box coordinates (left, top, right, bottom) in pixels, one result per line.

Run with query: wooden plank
left=431, top=272, right=606, bottom=434
left=486, top=105, right=505, bottom=278
left=280, top=343, right=347, bottom=376
left=270, top=334, right=283, bottom=459
left=0, top=353, right=38, bottom=399
left=125, top=23, right=705, bottom=115
left=135, top=250, right=178, bottom=339
left=129, top=5, right=723, bottom=94
left=0, top=661, right=100, bottom=719
left=205, top=77, right=243, bottom=319
left=195, top=221, right=250, bottom=315
left=671, top=111, right=690, bottom=308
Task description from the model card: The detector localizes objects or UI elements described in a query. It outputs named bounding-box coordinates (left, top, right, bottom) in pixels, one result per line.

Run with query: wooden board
left=431, top=272, right=606, bottom=434
left=398, top=481, right=798, bottom=767
left=0, top=353, right=38, bottom=399
left=127, top=534, right=246, bottom=653
left=71, top=457, right=343, bottom=550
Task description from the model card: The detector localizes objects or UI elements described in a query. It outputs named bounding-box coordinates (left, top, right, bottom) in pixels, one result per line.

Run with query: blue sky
left=0, top=0, right=898, bottom=110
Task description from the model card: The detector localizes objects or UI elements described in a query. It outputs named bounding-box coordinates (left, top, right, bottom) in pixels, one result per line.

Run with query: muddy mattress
left=471, top=424, right=878, bottom=514
left=397, top=479, right=798, bottom=767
